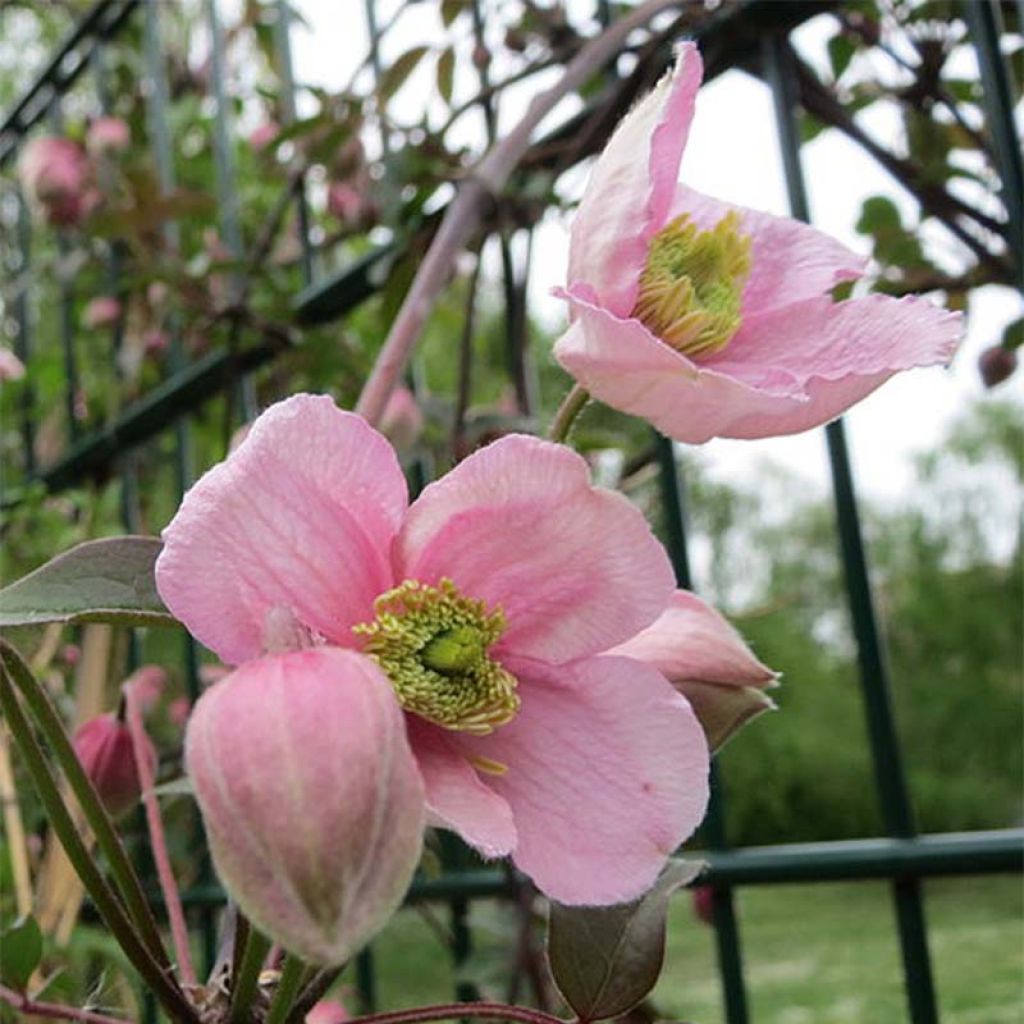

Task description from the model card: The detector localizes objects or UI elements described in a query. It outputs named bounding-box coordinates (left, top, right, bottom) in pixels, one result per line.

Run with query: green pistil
left=353, top=579, right=520, bottom=735
left=633, top=211, right=752, bottom=357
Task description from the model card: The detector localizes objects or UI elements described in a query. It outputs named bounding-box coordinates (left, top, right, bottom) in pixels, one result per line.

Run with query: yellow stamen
left=633, top=211, right=752, bottom=357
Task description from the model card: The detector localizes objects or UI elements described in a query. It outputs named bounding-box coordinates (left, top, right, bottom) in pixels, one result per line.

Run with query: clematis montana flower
left=554, top=43, right=962, bottom=443
left=18, top=136, right=94, bottom=227
left=157, top=393, right=715, bottom=906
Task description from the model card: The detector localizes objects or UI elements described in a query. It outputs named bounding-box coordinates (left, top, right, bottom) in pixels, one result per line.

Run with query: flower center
left=353, top=578, right=520, bottom=735
left=632, top=212, right=752, bottom=358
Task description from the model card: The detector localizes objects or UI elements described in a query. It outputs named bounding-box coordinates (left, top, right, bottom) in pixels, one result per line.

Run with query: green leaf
left=378, top=46, right=430, bottom=106
left=0, top=536, right=175, bottom=628
left=827, top=33, right=855, bottom=81
left=440, top=0, right=469, bottom=27
left=548, top=859, right=703, bottom=1022
left=0, top=914, right=43, bottom=991
left=856, top=195, right=902, bottom=235
left=437, top=48, right=455, bottom=106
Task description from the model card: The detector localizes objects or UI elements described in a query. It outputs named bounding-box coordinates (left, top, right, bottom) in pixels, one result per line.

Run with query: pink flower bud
left=18, top=137, right=92, bottom=226
left=185, top=648, right=425, bottom=965
left=60, top=643, right=81, bottom=666
left=86, top=117, right=130, bottom=156
left=82, top=296, right=122, bottom=330
left=379, top=386, right=424, bottom=450
left=306, top=1000, right=349, bottom=1024
left=691, top=884, right=714, bottom=926
left=249, top=121, right=280, bottom=152
left=168, top=696, right=191, bottom=729
left=0, top=347, right=25, bottom=382
left=126, top=665, right=167, bottom=714
left=144, top=329, right=169, bottom=356
left=326, top=182, right=363, bottom=224
left=73, top=712, right=156, bottom=819
left=978, top=345, right=1016, bottom=389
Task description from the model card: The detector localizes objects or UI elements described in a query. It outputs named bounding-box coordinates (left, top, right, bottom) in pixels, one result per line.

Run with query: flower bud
left=185, top=648, right=425, bottom=965
left=978, top=345, right=1016, bottom=389
left=18, top=137, right=91, bottom=226
left=0, top=348, right=25, bottom=382
left=248, top=121, right=280, bottom=152
left=306, top=1000, right=348, bottom=1024
left=86, top=117, right=130, bottom=156
left=82, top=296, right=122, bottom=330
left=379, top=386, right=425, bottom=450
left=73, top=712, right=156, bottom=819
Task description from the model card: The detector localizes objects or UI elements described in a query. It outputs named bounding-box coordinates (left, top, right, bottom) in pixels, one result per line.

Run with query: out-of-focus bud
left=60, top=643, right=81, bottom=667
left=127, top=665, right=167, bottom=715
left=168, top=696, right=191, bottom=729
left=379, top=386, right=424, bottom=450
left=691, top=884, right=714, bottom=926
left=185, top=648, right=425, bottom=965
left=0, top=348, right=25, bottom=382
left=472, top=43, right=490, bottom=69
left=978, top=345, right=1016, bottom=389
left=18, top=137, right=92, bottom=227
left=73, top=712, right=156, bottom=819
left=87, top=117, right=130, bottom=156
left=306, top=1000, right=349, bottom=1024
left=249, top=121, right=280, bottom=152
left=82, top=296, right=122, bottom=330
left=144, top=329, right=169, bottom=356
left=327, top=182, right=367, bottom=225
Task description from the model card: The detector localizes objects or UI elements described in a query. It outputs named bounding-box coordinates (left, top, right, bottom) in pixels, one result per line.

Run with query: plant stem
left=230, top=925, right=272, bottom=1023
left=547, top=384, right=590, bottom=443
left=0, top=662, right=199, bottom=1023
left=345, top=1002, right=569, bottom=1024
left=123, top=680, right=197, bottom=988
left=354, top=0, right=682, bottom=426
left=265, top=955, right=307, bottom=1024
left=0, top=984, right=129, bottom=1024
left=0, top=641, right=170, bottom=972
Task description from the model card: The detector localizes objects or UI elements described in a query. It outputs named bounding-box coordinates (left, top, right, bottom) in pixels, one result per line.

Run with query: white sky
left=287, top=0, right=1023, bottom=510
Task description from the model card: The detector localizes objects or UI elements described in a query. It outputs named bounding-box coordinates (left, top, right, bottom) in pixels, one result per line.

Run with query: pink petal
left=555, top=295, right=806, bottom=444
left=397, top=434, right=675, bottom=664
left=556, top=290, right=961, bottom=442
left=157, top=394, right=407, bottom=665
left=405, top=717, right=516, bottom=859
left=670, top=186, right=867, bottom=317
left=707, top=293, right=961, bottom=387
left=461, top=655, right=709, bottom=906
left=609, top=590, right=776, bottom=686
left=568, top=43, right=703, bottom=318
left=676, top=680, right=775, bottom=752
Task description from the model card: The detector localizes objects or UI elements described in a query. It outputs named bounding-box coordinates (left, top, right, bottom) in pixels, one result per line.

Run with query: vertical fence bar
left=656, top=434, right=750, bottom=1024
left=205, top=0, right=256, bottom=424
left=49, top=103, right=80, bottom=441
left=12, top=188, right=36, bottom=477
left=763, top=32, right=939, bottom=1024
left=273, top=0, right=315, bottom=287
left=143, top=0, right=218, bottom=981
left=963, top=0, right=1023, bottom=278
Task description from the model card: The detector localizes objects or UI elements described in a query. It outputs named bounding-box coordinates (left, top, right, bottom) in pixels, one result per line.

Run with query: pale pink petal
left=609, top=590, right=775, bottom=686
left=157, top=394, right=407, bottom=665
left=460, top=655, right=709, bottom=906
left=557, top=291, right=961, bottom=443
left=676, top=680, right=775, bottom=752
left=670, top=186, right=867, bottom=316
left=405, top=717, right=516, bottom=859
left=397, top=434, right=674, bottom=664
left=568, top=43, right=703, bottom=317
left=555, top=296, right=808, bottom=444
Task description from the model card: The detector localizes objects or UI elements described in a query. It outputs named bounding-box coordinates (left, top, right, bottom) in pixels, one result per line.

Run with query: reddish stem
left=0, top=985, right=128, bottom=1024
left=345, top=1002, right=569, bottom=1024
left=123, top=682, right=197, bottom=987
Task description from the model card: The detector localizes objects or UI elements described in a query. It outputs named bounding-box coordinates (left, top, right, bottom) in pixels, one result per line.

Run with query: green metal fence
left=1, top=2, right=1021, bottom=1022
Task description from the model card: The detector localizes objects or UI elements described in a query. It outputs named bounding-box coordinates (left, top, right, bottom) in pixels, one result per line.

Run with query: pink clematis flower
left=554, top=43, right=962, bottom=444
left=86, top=116, right=130, bottom=156
left=83, top=296, right=122, bottom=330
left=18, top=136, right=94, bottom=227
left=157, top=393, right=711, bottom=906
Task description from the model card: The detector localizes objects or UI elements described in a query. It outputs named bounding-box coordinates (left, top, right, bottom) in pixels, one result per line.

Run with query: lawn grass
left=367, top=875, right=1023, bottom=1023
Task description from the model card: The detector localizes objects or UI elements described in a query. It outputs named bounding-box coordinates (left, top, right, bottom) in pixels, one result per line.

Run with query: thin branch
left=123, top=680, right=197, bottom=988
left=548, top=384, right=590, bottom=443
left=354, top=0, right=685, bottom=425
left=452, top=248, right=482, bottom=454
left=344, top=1003, right=568, bottom=1024
left=0, top=985, right=128, bottom=1024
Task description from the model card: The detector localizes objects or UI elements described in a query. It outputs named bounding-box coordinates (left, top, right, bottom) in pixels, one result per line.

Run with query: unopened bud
left=185, top=648, right=425, bottom=965
left=306, top=1000, right=348, bottom=1024
left=86, top=117, right=130, bottom=156
left=73, top=712, right=156, bottom=819
left=379, top=386, right=425, bottom=450
left=978, top=345, right=1016, bottom=389
left=82, top=296, right=122, bottom=330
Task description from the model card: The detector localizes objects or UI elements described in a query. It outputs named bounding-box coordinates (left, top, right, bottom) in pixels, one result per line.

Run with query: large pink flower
left=554, top=43, right=962, bottom=444
left=156, top=393, right=711, bottom=905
